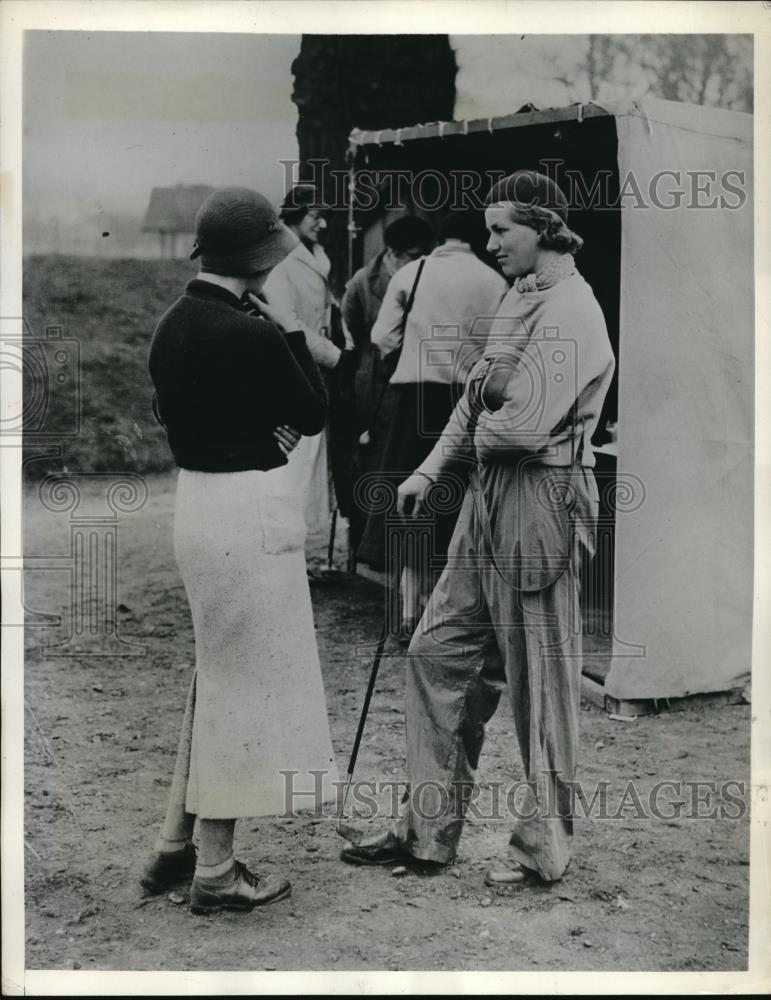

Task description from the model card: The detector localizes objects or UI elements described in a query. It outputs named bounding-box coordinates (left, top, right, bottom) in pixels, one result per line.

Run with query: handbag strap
left=369, top=256, right=427, bottom=425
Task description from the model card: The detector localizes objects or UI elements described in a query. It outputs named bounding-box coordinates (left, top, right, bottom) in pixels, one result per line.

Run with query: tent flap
left=605, top=99, right=753, bottom=700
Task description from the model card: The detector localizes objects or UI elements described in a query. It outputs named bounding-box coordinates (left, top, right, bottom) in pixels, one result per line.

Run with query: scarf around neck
left=515, top=254, right=576, bottom=294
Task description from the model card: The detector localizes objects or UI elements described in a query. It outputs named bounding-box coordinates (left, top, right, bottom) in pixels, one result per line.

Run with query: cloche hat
left=191, top=186, right=298, bottom=276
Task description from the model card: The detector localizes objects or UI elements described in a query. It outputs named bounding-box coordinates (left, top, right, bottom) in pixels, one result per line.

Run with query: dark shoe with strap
left=140, top=842, right=197, bottom=896
left=190, top=860, right=291, bottom=914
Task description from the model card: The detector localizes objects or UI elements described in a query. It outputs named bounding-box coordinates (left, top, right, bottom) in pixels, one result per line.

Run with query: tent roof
left=348, top=97, right=752, bottom=152
left=349, top=101, right=612, bottom=150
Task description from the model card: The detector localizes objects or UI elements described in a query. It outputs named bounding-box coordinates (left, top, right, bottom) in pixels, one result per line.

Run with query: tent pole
left=346, top=152, right=356, bottom=280
left=346, top=149, right=357, bottom=573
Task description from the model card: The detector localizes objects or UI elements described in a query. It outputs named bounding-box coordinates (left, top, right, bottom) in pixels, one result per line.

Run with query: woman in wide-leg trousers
left=394, top=460, right=598, bottom=881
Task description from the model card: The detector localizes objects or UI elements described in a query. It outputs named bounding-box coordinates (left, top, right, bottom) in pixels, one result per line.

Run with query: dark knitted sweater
left=148, top=279, right=328, bottom=472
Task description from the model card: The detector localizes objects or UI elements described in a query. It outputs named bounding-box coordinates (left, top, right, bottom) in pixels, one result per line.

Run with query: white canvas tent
left=346, top=97, right=753, bottom=703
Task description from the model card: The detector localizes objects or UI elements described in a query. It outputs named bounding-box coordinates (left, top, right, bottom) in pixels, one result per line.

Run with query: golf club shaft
left=347, top=623, right=388, bottom=771
left=337, top=623, right=389, bottom=821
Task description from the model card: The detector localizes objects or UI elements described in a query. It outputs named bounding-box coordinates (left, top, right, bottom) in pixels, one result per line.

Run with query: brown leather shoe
left=190, top=861, right=291, bottom=914
left=140, top=842, right=196, bottom=896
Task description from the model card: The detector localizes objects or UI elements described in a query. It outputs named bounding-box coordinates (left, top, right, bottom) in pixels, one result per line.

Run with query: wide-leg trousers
left=394, top=462, right=598, bottom=880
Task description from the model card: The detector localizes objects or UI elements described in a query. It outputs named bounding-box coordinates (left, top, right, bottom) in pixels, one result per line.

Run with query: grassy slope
left=23, top=255, right=197, bottom=477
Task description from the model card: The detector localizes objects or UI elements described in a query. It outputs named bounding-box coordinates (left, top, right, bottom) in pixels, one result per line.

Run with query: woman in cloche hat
left=143, top=187, right=339, bottom=914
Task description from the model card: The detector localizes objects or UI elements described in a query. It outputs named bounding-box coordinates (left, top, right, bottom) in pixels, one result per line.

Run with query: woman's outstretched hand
left=274, top=425, right=302, bottom=455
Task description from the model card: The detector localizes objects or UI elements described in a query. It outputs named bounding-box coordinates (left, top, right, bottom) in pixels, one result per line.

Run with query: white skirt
left=172, top=467, right=339, bottom=818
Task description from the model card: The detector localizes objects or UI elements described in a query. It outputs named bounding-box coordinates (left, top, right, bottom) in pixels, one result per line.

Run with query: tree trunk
left=290, top=35, right=458, bottom=291
left=587, top=35, right=598, bottom=102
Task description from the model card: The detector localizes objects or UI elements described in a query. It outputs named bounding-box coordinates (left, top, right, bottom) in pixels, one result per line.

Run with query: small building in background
left=142, top=184, right=214, bottom=258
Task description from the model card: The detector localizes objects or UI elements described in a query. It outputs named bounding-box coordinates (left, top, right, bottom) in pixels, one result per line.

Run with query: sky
left=22, top=32, right=595, bottom=255
left=23, top=31, right=303, bottom=253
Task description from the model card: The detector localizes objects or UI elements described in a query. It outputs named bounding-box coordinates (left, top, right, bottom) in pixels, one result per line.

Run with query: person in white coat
left=263, top=184, right=354, bottom=536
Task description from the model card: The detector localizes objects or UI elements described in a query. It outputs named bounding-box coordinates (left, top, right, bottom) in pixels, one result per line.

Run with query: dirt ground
left=22, top=473, right=750, bottom=972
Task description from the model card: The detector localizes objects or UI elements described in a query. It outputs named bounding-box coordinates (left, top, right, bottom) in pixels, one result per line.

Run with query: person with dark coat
left=356, top=210, right=507, bottom=642
left=342, top=215, right=433, bottom=551
left=142, top=187, right=340, bottom=915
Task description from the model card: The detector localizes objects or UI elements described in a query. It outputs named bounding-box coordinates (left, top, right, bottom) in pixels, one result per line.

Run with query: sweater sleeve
left=415, top=391, right=478, bottom=479
left=371, top=269, right=409, bottom=358
left=473, top=301, right=610, bottom=461
left=342, top=273, right=367, bottom=356
left=473, top=337, right=575, bottom=458
left=255, top=320, right=328, bottom=436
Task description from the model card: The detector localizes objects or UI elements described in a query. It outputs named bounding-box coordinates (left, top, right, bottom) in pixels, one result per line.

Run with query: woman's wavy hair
left=508, top=204, right=584, bottom=255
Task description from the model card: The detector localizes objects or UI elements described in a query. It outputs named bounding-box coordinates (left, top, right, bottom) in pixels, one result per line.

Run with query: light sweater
left=371, top=241, right=508, bottom=385
left=416, top=270, right=615, bottom=473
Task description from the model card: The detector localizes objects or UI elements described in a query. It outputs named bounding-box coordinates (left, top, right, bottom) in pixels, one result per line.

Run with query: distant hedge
left=22, top=255, right=197, bottom=479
